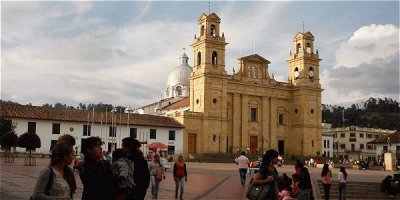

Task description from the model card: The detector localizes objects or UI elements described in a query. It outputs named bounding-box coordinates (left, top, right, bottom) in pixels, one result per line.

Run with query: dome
left=166, top=53, right=192, bottom=88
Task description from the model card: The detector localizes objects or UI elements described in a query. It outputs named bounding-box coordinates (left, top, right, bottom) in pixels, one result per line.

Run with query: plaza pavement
left=1, top=157, right=396, bottom=200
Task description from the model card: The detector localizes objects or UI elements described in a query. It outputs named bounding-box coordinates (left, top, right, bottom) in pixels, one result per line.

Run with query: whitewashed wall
left=322, top=133, right=334, bottom=158
left=10, top=118, right=183, bottom=155
left=375, top=143, right=399, bottom=155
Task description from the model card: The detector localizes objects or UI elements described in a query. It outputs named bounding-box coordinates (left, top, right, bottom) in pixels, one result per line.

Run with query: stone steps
left=316, top=180, right=394, bottom=200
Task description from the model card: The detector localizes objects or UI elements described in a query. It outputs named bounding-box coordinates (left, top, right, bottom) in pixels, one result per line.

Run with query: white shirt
left=338, top=172, right=347, bottom=183
left=236, top=155, right=249, bottom=169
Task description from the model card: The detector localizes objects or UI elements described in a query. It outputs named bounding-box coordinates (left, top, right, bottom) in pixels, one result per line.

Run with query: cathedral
left=171, top=12, right=323, bottom=156
left=143, top=12, right=323, bottom=156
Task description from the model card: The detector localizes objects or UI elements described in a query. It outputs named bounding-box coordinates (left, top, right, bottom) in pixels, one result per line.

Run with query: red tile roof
left=163, top=97, right=189, bottom=111
left=368, top=131, right=400, bottom=144
left=0, top=103, right=184, bottom=128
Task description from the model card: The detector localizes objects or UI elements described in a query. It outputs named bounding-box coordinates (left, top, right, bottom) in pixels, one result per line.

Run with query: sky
left=1, top=1, right=399, bottom=108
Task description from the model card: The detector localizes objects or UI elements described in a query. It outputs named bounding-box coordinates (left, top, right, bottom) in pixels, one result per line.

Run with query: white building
left=322, top=123, right=334, bottom=158
left=368, top=132, right=400, bottom=165
left=327, top=125, right=396, bottom=161
left=1, top=104, right=184, bottom=155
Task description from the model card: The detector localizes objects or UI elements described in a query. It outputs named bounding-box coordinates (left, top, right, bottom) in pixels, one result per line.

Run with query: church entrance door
left=188, top=134, right=196, bottom=153
left=250, top=136, right=258, bottom=154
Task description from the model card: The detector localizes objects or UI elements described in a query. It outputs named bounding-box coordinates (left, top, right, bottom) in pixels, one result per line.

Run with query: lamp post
left=126, top=106, right=133, bottom=138
left=111, top=107, right=117, bottom=151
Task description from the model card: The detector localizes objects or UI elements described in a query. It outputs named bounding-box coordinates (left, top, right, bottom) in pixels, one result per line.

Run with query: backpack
left=30, top=167, right=54, bottom=200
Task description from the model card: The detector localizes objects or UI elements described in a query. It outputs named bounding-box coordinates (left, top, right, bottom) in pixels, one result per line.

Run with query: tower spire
left=302, top=22, right=305, bottom=33
left=208, top=1, right=211, bottom=14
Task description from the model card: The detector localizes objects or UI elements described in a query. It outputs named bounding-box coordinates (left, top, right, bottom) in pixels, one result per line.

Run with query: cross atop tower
left=302, top=22, right=305, bottom=33
left=208, top=1, right=211, bottom=14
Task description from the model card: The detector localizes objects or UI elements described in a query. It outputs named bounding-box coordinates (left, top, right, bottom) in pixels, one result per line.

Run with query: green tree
left=0, top=131, right=18, bottom=163
left=17, top=132, right=41, bottom=166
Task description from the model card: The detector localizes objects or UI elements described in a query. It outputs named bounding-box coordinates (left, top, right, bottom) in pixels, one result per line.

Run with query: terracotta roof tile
left=368, top=131, right=400, bottom=144
left=163, top=97, right=189, bottom=111
left=0, top=103, right=184, bottom=128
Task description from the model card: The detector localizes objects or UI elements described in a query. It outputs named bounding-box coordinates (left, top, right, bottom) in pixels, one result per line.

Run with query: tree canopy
left=322, top=97, right=400, bottom=130
left=17, top=132, right=41, bottom=151
left=0, top=131, right=18, bottom=150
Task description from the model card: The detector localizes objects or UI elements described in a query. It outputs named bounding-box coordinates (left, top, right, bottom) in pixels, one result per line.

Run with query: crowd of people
left=31, top=134, right=188, bottom=200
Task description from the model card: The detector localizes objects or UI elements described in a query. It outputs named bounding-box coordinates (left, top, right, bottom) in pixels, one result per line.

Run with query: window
left=168, top=145, right=175, bottom=155
left=279, top=114, right=284, bottom=125
left=367, top=144, right=374, bottom=150
left=176, top=86, right=182, bottom=96
left=197, top=52, right=201, bottom=66
left=251, top=108, right=257, bottom=121
left=360, top=144, right=364, bottom=150
left=360, top=133, right=364, bottom=138
left=212, top=51, right=218, bottom=65
left=349, top=138, right=356, bottom=142
left=201, top=25, right=205, bottom=36
left=367, top=134, right=373, bottom=138
left=169, top=130, right=175, bottom=140
left=83, top=125, right=91, bottom=136
left=28, top=122, right=36, bottom=133
left=109, top=126, right=116, bottom=137
left=130, top=128, right=137, bottom=138
left=210, top=24, right=216, bottom=36
left=312, top=140, right=314, bottom=147
left=213, top=134, right=217, bottom=142
left=50, top=140, right=57, bottom=150
left=340, top=133, right=345, bottom=138
left=150, top=129, right=157, bottom=139
left=374, top=134, right=379, bottom=138
left=350, top=133, right=356, bottom=137
left=340, top=144, right=346, bottom=149
left=327, top=140, right=330, bottom=148
left=52, top=123, right=60, bottom=134
left=351, top=144, right=355, bottom=151
left=324, top=140, right=326, bottom=148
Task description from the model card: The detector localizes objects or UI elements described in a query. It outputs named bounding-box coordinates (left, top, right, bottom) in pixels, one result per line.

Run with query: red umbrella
left=147, top=142, right=167, bottom=149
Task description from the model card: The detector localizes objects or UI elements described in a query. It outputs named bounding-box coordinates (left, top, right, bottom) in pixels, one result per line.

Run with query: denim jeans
left=338, top=182, right=346, bottom=200
left=175, top=177, right=185, bottom=198
left=239, top=168, right=247, bottom=185
left=322, top=183, right=331, bottom=200
left=150, top=175, right=160, bottom=197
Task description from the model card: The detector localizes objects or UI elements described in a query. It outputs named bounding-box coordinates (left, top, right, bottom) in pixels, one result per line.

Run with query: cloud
left=322, top=24, right=399, bottom=104
left=335, top=24, right=399, bottom=68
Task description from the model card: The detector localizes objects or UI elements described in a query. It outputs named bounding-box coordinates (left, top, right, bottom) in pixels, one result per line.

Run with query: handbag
left=246, top=177, right=271, bottom=200
left=156, top=170, right=163, bottom=182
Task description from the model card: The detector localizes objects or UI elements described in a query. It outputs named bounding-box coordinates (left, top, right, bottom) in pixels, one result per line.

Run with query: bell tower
left=288, top=32, right=321, bottom=87
left=191, top=13, right=228, bottom=77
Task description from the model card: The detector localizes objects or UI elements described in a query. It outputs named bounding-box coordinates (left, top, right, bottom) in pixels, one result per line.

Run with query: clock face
left=309, top=70, right=314, bottom=78
left=294, top=71, right=299, bottom=78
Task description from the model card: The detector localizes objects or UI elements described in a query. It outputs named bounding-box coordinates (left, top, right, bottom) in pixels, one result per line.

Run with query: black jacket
left=79, top=158, right=118, bottom=200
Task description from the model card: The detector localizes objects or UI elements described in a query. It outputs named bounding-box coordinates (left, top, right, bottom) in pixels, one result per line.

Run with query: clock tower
left=288, top=32, right=321, bottom=87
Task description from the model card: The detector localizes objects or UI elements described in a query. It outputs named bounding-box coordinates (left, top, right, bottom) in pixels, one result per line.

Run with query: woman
left=173, top=155, right=188, bottom=200
left=252, top=149, right=279, bottom=200
left=149, top=154, right=165, bottom=199
left=321, top=164, right=332, bottom=200
left=31, top=141, right=76, bottom=200
left=295, top=160, right=313, bottom=200
left=79, top=137, right=117, bottom=200
left=338, top=167, right=348, bottom=200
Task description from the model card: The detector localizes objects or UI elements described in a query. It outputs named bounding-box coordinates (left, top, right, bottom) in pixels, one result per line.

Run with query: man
left=236, top=151, right=250, bottom=185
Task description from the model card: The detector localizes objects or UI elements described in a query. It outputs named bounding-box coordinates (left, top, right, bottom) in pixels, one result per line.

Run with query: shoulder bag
left=246, top=176, right=271, bottom=200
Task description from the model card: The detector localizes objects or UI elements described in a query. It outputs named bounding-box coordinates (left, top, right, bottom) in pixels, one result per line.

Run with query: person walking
left=31, top=141, right=76, bottom=200
left=338, top=167, right=348, bottom=200
left=149, top=154, right=165, bottom=199
left=79, top=137, right=118, bottom=200
left=112, top=148, right=135, bottom=200
left=321, top=164, right=332, bottom=200
left=173, top=155, right=188, bottom=200
left=252, top=149, right=280, bottom=200
left=122, top=137, right=150, bottom=200
left=236, top=151, right=250, bottom=185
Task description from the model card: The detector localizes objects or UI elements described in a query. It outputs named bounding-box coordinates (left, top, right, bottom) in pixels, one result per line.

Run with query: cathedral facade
left=173, top=12, right=323, bottom=156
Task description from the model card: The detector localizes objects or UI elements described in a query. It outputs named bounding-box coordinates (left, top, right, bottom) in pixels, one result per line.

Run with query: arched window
left=251, top=66, right=256, bottom=78
left=306, top=43, right=311, bottom=53
left=212, top=51, right=218, bottom=65
left=201, top=25, right=205, bottom=36
left=176, top=86, right=182, bottom=96
left=297, top=43, right=301, bottom=53
left=197, top=52, right=201, bottom=66
left=210, top=24, right=216, bottom=36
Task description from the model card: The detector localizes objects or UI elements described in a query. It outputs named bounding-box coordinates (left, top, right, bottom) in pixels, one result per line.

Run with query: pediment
left=238, top=54, right=271, bottom=64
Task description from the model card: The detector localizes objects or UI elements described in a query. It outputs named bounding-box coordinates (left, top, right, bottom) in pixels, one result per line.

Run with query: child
left=291, top=174, right=299, bottom=198
left=112, top=148, right=135, bottom=200
left=278, top=174, right=293, bottom=200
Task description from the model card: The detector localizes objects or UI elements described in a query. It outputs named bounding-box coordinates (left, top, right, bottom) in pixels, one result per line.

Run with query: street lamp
left=125, top=106, right=133, bottom=138
left=111, top=107, right=117, bottom=151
